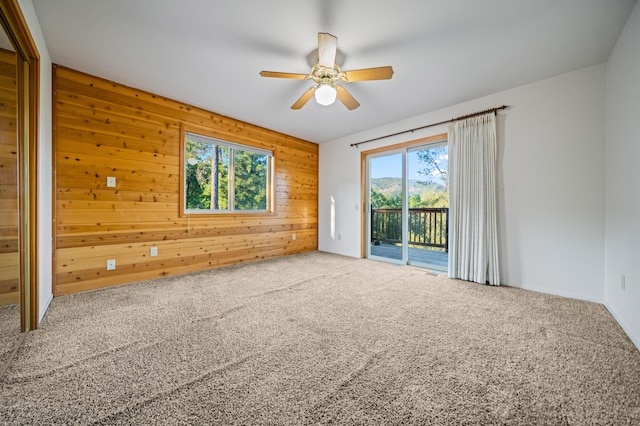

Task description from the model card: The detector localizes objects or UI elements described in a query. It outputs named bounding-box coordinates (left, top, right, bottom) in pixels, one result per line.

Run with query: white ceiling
left=32, top=0, right=636, bottom=144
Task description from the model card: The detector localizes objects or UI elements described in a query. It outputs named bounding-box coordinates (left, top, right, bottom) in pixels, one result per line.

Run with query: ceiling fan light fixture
left=259, top=32, right=393, bottom=110
left=314, top=83, right=337, bottom=106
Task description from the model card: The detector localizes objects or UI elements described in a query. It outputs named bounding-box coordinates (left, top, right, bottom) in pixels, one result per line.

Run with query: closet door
left=0, top=0, right=41, bottom=343
left=0, top=17, right=22, bottom=371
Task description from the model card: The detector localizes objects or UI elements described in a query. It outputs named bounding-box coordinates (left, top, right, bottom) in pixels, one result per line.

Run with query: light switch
left=150, top=247, right=158, bottom=257
left=107, top=176, right=116, bottom=187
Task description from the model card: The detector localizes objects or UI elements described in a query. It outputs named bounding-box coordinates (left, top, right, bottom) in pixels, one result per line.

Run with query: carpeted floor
left=0, top=304, right=22, bottom=376
left=1, top=251, right=639, bottom=425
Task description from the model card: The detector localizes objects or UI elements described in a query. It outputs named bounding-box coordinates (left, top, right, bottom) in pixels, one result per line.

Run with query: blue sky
left=370, top=148, right=448, bottom=183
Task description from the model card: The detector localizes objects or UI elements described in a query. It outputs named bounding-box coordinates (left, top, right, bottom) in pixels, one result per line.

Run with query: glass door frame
left=406, top=140, right=448, bottom=271
left=365, top=148, right=408, bottom=265
left=360, top=133, right=448, bottom=268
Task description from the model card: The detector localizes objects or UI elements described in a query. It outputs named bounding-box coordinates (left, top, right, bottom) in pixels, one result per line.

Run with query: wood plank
left=0, top=290, right=19, bottom=306
left=57, top=113, right=178, bottom=146
left=0, top=278, right=18, bottom=295
left=56, top=209, right=316, bottom=226
left=0, top=59, right=16, bottom=184
left=56, top=150, right=179, bottom=175
left=56, top=229, right=316, bottom=265
left=56, top=163, right=179, bottom=185
left=57, top=199, right=176, bottom=212
left=56, top=99, right=181, bottom=137
left=56, top=174, right=178, bottom=194
left=56, top=210, right=179, bottom=225
left=54, top=66, right=318, bottom=295
left=56, top=90, right=190, bottom=129
left=56, top=67, right=318, bottom=151
left=0, top=237, right=18, bottom=254
left=55, top=126, right=178, bottom=157
left=55, top=222, right=317, bottom=248
left=57, top=187, right=177, bottom=203
left=55, top=138, right=178, bottom=166
left=55, top=245, right=309, bottom=295
left=0, top=252, right=19, bottom=279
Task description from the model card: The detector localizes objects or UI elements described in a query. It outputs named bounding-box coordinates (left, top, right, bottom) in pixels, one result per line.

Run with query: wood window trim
left=359, top=133, right=447, bottom=258
left=179, top=126, right=276, bottom=218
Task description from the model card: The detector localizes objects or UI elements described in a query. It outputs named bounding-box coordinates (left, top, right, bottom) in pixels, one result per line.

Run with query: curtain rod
left=350, top=105, right=510, bottom=148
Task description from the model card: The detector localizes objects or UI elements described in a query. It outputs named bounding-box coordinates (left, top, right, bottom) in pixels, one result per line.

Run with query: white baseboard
left=509, top=284, right=639, bottom=352
left=604, top=301, right=640, bottom=352
left=38, top=293, right=53, bottom=325
left=507, top=283, right=604, bottom=304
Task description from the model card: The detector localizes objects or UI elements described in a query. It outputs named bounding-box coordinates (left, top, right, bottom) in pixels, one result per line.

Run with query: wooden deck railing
left=371, top=208, right=449, bottom=251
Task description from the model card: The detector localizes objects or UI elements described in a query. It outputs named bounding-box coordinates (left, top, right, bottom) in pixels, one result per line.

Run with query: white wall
left=320, top=63, right=607, bottom=303
left=18, top=0, right=53, bottom=323
left=605, top=1, right=640, bottom=348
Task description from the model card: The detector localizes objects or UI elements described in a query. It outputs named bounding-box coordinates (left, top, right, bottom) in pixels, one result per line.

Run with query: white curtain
left=448, top=113, right=500, bottom=285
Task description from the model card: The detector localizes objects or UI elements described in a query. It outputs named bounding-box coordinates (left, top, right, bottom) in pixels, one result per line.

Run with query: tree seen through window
left=184, top=133, right=270, bottom=212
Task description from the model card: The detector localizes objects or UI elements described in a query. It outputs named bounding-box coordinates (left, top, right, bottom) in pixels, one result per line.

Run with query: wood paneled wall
left=0, top=48, right=18, bottom=306
left=54, top=65, right=318, bottom=296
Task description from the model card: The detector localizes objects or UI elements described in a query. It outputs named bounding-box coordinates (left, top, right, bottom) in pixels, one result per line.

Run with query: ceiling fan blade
left=317, top=32, right=337, bottom=68
left=335, top=85, right=360, bottom=110
left=291, top=86, right=316, bottom=110
left=260, top=71, right=309, bottom=79
left=342, top=66, right=394, bottom=82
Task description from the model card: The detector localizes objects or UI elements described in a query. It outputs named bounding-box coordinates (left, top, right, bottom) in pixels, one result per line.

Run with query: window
left=183, top=132, right=272, bottom=214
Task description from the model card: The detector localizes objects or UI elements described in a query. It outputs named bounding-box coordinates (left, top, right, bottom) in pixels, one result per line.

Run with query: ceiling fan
left=259, top=33, right=394, bottom=110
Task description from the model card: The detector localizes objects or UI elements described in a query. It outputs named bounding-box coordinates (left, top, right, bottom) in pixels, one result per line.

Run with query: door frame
left=365, top=149, right=407, bottom=265
left=360, top=133, right=447, bottom=259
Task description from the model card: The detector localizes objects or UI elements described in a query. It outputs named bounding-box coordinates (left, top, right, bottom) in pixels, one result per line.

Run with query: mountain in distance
left=371, top=177, right=445, bottom=198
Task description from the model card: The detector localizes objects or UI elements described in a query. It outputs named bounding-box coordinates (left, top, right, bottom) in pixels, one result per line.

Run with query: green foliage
left=371, top=180, right=448, bottom=209
left=371, top=188, right=402, bottom=209
left=186, top=163, right=209, bottom=209
left=185, top=139, right=213, bottom=210
left=408, top=190, right=449, bottom=208
left=234, top=151, right=268, bottom=210
left=370, top=146, right=449, bottom=248
left=370, top=145, right=449, bottom=208
left=185, top=137, right=266, bottom=212
left=416, top=145, right=448, bottom=189
left=371, top=188, right=448, bottom=209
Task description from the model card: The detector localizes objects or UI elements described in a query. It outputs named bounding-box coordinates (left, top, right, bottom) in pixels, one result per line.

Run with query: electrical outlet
left=150, top=246, right=158, bottom=257
left=107, top=176, right=116, bottom=187
left=292, top=234, right=296, bottom=241
left=621, top=275, right=626, bottom=291
left=106, top=259, right=116, bottom=270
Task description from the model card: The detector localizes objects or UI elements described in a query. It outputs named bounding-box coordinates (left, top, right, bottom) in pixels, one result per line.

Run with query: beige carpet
left=0, top=304, right=22, bottom=376
left=1, top=251, right=639, bottom=425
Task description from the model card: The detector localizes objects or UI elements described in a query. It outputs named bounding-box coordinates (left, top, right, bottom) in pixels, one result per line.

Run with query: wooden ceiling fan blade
left=342, top=66, right=394, bottom=82
left=260, top=71, right=309, bottom=79
left=335, top=85, right=360, bottom=110
left=291, top=86, right=316, bottom=109
left=318, top=32, right=337, bottom=68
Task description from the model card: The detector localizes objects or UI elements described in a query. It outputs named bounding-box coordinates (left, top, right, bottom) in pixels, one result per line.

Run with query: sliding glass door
left=368, top=151, right=405, bottom=263
left=366, top=141, right=449, bottom=271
